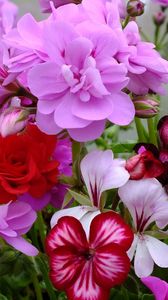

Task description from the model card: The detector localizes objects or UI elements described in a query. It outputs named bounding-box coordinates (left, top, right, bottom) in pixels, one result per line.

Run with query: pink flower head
left=117, top=21, right=168, bottom=95
left=0, top=107, right=29, bottom=137
left=28, top=20, right=134, bottom=141
left=0, top=200, right=38, bottom=256
left=0, top=0, right=18, bottom=35
left=51, top=149, right=130, bottom=235
left=46, top=212, right=133, bottom=300
left=141, top=276, right=168, bottom=300
left=119, top=179, right=168, bottom=277
left=153, top=0, right=168, bottom=6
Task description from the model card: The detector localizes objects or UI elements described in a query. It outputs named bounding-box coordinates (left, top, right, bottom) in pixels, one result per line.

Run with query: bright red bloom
left=0, top=124, right=59, bottom=203
left=126, top=145, right=165, bottom=180
left=46, top=212, right=133, bottom=300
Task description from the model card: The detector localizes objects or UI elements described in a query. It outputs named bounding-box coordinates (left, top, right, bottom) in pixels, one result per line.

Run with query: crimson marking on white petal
left=66, top=260, right=109, bottom=300
left=46, top=216, right=88, bottom=254
left=93, top=244, right=130, bottom=288
left=89, top=212, right=133, bottom=251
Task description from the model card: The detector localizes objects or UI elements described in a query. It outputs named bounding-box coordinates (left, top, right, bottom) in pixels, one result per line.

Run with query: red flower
left=126, top=145, right=165, bottom=180
left=0, top=124, right=59, bottom=203
left=46, top=212, right=133, bottom=300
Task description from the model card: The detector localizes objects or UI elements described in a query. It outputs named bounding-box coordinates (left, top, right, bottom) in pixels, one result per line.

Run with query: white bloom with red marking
left=119, top=178, right=168, bottom=278
left=46, top=211, right=133, bottom=300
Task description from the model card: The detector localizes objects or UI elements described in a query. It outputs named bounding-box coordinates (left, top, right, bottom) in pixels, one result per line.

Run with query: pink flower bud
left=158, top=116, right=168, bottom=147
left=153, top=11, right=166, bottom=26
left=127, top=0, right=145, bottom=17
left=0, top=108, right=29, bottom=137
left=133, top=97, right=159, bottom=118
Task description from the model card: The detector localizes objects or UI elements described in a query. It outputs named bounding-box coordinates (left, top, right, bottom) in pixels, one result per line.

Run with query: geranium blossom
left=39, top=0, right=81, bottom=12
left=0, top=200, right=38, bottom=256
left=46, top=212, right=133, bottom=300
left=51, top=149, right=130, bottom=235
left=0, top=0, right=18, bottom=35
left=27, top=19, right=134, bottom=141
left=141, top=276, right=168, bottom=300
left=119, top=179, right=168, bottom=277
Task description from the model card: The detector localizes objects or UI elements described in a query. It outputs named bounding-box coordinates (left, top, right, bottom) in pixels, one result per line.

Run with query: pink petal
left=49, top=245, right=85, bottom=290
left=66, top=260, right=110, bottom=300
left=141, top=276, right=168, bottom=300
left=108, top=92, right=135, bottom=125
left=36, top=111, right=62, bottom=135
left=145, top=235, right=168, bottom=268
left=94, top=243, right=130, bottom=288
left=134, top=238, right=154, bottom=278
left=68, top=120, right=105, bottom=142
left=89, top=212, right=133, bottom=251
left=4, top=236, right=38, bottom=256
left=46, top=216, right=88, bottom=255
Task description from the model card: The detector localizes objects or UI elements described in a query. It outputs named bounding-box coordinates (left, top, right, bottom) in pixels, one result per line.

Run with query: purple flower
left=28, top=20, right=134, bottom=141
left=141, top=276, right=168, bottom=300
left=119, top=179, right=168, bottom=277
left=0, top=201, right=38, bottom=256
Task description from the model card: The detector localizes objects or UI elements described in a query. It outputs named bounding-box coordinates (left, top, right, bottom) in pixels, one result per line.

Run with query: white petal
left=134, top=237, right=154, bottom=278
left=127, top=234, right=138, bottom=261
left=145, top=235, right=168, bottom=268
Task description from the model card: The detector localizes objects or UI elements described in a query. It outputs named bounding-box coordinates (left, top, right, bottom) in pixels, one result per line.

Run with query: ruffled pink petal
left=89, top=212, right=133, bottom=251
left=36, top=111, right=62, bottom=135
left=46, top=216, right=88, bottom=255
left=94, top=243, right=130, bottom=288
left=68, top=120, right=105, bottom=142
left=141, top=276, right=168, bottom=300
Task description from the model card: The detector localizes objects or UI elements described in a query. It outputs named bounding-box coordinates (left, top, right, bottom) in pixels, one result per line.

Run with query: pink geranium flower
left=141, top=276, right=168, bottom=300
left=0, top=200, right=38, bottom=256
left=119, top=179, right=168, bottom=277
left=46, top=212, right=133, bottom=300
left=39, top=0, right=81, bottom=12
left=28, top=20, right=134, bottom=141
left=0, top=0, right=18, bottom=35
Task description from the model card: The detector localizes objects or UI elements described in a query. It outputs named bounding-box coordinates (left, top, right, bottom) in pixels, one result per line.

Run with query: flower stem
left=135, top=117, right=145, bottom=142
left=123, top=15, right=130, bottom=28
left=37, top=212, right=46, bottom=251
left=31, top=259, right=43, bottom=300
left=147, top=118, right=158, bottom=146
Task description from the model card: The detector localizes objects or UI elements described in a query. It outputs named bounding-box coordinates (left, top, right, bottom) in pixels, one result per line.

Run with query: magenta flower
left=141, top=276, right=168, bottom=300
left=46, top=212, right=133, bottom=300
left=51, top=150, right=130, bottom=235
left=119, top=179, right=168, bottom=277
left=28, top=20, right=134, bottom=141
left=0, top=201, right=38, bottom=256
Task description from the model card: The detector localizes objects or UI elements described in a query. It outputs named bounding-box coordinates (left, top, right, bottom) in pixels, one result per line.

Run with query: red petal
left=89, top=212, right=133, bottom=251
left=49, top=245, right=85, bottom=290
left=66, top=260, right=110, bottom=300
left=93, top=243, right=130, bottom=289
left=46, top=216, right=89, bottom=255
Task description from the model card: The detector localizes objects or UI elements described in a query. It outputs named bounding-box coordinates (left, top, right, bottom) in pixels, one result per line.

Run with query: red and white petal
left=49, top=246, right=85, bottom=290
left=66, top=260, right=110, bottom=300
left=46, top=216, right=88, bottom=254
left=93, top=243, right=130, bottom=289
left=89, top=212, right=133, bottom=251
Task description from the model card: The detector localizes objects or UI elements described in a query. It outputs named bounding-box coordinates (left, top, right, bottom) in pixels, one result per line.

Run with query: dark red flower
left=46, top=212, right=133, bottom=300
left=0, top=124, right=59, bottom=203
left=126, top=145, right=165, bottom=180
left=158, top=116, right=168, bottom=148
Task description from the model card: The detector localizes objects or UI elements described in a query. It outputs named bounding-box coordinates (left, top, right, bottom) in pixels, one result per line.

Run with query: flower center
left=83, top=248, right=95, bottom=261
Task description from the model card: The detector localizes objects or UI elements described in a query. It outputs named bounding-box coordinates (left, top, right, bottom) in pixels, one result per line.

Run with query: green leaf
left=0, top=294, right=8, bottom=300
left=142, top=294, right=154, bottom=300
left=111, top=143, right=136, bottom=153
left=62, top=191, right=73, bottom=208
left=68, top=189, right=91, bottom=206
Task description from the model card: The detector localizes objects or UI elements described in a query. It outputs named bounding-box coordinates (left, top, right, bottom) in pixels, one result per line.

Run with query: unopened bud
left=0, top=108, right=29, bottom=137
left=153, top=11, right=166, bottom=26
left=133, top=97, right=159, bottom=118
left=127, top=0, right=145, bottom=17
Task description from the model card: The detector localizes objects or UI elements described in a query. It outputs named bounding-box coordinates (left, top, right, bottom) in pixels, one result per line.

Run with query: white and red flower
left=46, top=211, right=133, bottom=300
